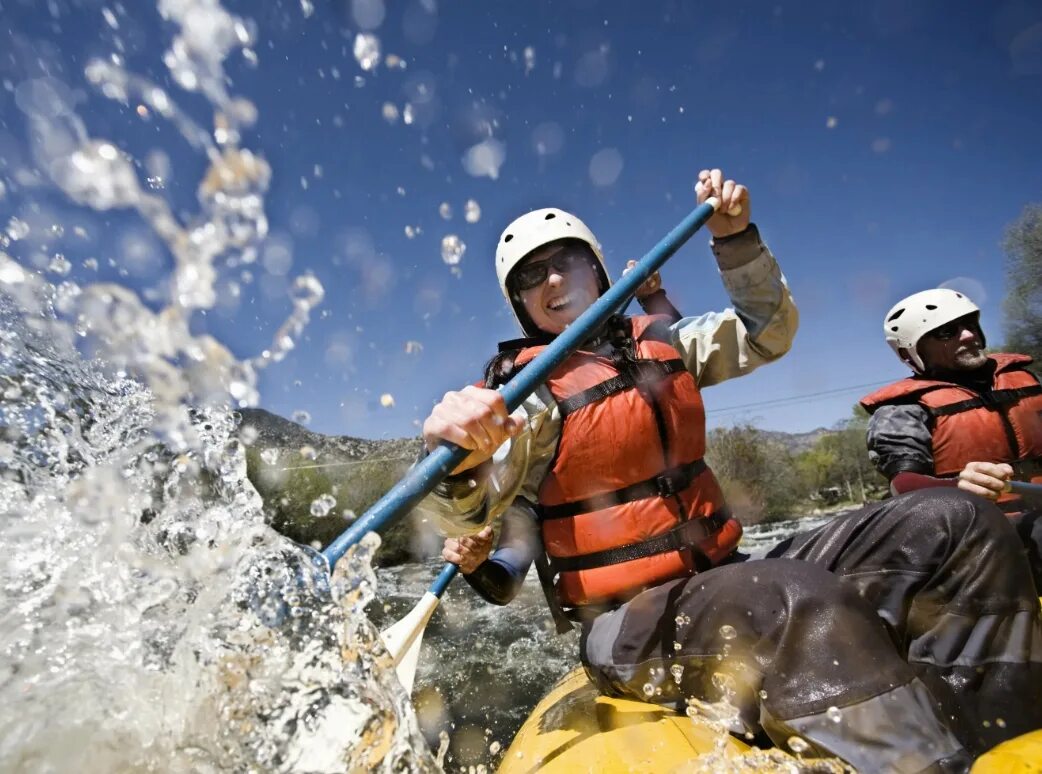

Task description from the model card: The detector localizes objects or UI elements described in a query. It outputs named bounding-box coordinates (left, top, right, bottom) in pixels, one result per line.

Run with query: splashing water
left=0, top=2, right=436, bottom=771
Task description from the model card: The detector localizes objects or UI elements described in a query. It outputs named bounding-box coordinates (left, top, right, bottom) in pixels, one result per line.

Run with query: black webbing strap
left=927, top=385, right=1042, bottom=417
left=557, top=359, right=686, bottom=418
left=540, top=458, right=708, bottom=520
left=549, top=510, right=730, bottom=574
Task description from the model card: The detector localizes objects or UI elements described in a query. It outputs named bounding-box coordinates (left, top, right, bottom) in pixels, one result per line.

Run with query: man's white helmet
left=883, top=288, right=981, bottom=373
left=495, top=208, right=610, bottom=335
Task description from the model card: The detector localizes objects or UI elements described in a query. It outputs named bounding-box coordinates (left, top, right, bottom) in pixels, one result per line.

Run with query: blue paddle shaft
left=430, top=563, right=459, bottom=597
left=1010, top=481, right=1042, bottom=497
left=321, top=200, right=719, bottom=568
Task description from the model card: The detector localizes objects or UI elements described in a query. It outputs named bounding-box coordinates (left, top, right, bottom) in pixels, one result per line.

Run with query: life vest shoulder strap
left=556, top=358, right=686, bottom=418
left=860, top=377, right=952, bottom=412
left=926, top=384, right=1042, bottom=417
left=991, top=352, right=1035, bottom=373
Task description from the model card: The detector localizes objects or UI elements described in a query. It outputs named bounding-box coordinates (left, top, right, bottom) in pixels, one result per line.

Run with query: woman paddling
left=418, top=169, right=1042, bottom=771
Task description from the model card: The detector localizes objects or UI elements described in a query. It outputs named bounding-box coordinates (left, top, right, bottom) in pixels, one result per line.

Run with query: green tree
left=1003, top=204, right=1042, bottom=363
left=705, top=423, right=807, bottom=523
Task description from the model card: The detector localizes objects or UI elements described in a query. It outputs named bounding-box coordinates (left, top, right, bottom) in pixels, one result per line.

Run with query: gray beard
left=953, top=349, right=989, bottom=370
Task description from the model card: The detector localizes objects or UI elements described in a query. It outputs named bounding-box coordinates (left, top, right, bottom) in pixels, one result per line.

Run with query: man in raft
left=417, top=169, right=1042, bottom=771
left=860, top=288, right=1042, bottom=589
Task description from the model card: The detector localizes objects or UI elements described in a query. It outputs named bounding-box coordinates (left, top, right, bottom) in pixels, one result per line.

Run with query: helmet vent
left=890, top=326, right=899, bottom=332
left=544, top=213, right=556, bottom=220
left=504, top=234, right=513, bottom=242
left=887, top=309, right=905, bottom=322
left=925, top=304, right=937, bottom=310
left=955, top=293, right=963, bottom=298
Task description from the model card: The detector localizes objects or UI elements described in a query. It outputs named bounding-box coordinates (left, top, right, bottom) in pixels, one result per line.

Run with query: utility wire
left=706, top=378, right=899, bottom=416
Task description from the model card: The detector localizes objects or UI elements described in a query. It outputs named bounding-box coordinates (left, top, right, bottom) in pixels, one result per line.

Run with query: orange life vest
left=860, top=354, right=1042, bottom=510
left=511, top=315, right=742, bottom=607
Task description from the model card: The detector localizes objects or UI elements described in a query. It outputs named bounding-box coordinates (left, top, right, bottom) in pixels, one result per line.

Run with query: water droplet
left=53, top=141, right=141, bottom=211
left=291, top=410, right=311, bottom=425
left=464, top=199, right=481, bottom=223
left=996, top=717, right=1006, bottom=728
left=523, top=46, right=535, bottom=74
left=462, top=139, right=506, bottom=180
left=441, top=234, right=465, bottom=265
left=787, top=736, right=810, bottom=755
left=403, top=103, right=415, bottom=125
left=47, top=254, right=72, bottom=276
left=404, top=340, right=422, bottom=354
left=380, top=393, right=395, bottom=408
left=669, top=664, right=683, bottom=683
left=641, top=682, right=655, bottom=697
left=354, top=33, right=381, bottom=71
left=6, top=217, right=30, bottom=241
left=382, top=102, right=399, bottom=123
left=438, top=202, right=453, bottom=220
left=488, top=741, right=501, bottom=755
left=719, top=624, right=737, bottom=641
left=300, top=0, right=314, bottom=17
left=826, top=706, right=842, bottom=723
left=298, top=445, right=317, bottom=460
left=260, top=448, right=279, bottom=465
left=310, top=493, right=336, bottom=517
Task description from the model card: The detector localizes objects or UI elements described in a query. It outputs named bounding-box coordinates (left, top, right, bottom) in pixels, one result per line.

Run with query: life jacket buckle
left=655, top=472, right=680, bottom=498
left=978, top=390, right=1001, bottom=409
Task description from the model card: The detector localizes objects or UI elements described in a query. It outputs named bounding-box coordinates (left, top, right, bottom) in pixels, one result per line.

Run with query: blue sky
left=2, top=0, right=1041, bottom=439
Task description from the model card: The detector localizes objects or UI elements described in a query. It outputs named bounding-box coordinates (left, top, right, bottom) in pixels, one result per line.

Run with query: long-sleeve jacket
left=417, top=224, right=799, bottom=604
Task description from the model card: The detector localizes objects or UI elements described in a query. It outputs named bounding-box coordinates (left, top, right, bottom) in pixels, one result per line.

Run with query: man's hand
left=442, top=525, right=495, bottom=573
left=957, top=461, right=1014, bottom=501
left=422, top=385, right=525, bottom=474
left=623, top=259, right=662, bottom=299
left=695, top=168, right=750, bottom=238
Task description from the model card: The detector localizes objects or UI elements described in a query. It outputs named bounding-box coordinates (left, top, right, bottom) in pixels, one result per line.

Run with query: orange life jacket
left=860, top=354, right=1042, bottom=511
left=510, top=315, right=742, bottom=608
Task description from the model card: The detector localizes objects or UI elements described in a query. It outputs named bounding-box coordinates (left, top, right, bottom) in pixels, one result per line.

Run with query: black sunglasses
left=510, top=249, right=593, bottom=292
left=928, top=318, right=978, bottom=342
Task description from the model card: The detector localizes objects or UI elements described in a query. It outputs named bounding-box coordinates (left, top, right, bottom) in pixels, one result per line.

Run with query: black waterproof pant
left=1010, top=507, right=1042, bottom=592
left=579, top=490, right=1042, bottom=773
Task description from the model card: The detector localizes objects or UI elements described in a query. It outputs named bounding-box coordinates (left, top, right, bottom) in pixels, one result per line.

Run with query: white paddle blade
left=380, top=591, right=440, bottom=694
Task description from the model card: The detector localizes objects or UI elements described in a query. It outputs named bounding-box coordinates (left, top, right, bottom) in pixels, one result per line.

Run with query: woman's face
left=515, top=243, right=601, bottom=335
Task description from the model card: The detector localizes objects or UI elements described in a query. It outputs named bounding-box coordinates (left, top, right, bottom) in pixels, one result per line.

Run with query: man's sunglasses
left=928, top=317, right=978, bottom=342
left=510, top=250, right=592, bottom=292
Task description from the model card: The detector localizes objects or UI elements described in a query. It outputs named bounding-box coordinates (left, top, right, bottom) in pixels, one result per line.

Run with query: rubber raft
left=498, top=666, right=1042, bottom=773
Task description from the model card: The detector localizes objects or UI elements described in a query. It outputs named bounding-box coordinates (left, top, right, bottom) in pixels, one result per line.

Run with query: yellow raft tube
left=498, top=666, right=1042, bottom=773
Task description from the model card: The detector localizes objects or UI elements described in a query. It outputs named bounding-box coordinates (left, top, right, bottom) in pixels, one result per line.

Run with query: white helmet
left=495, top=207, right=610, bottom=335
left=883, top=288, right=981, bottom=373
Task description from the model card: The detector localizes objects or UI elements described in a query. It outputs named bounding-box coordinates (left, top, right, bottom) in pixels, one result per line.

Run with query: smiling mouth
left=547, top=294, right=577, bottom=312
